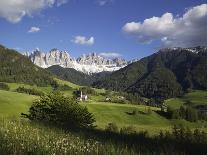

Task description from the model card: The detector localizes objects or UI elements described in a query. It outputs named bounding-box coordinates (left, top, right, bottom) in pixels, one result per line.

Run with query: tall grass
left=0, top=118, right=207, bottom=155
left=0, top=119, right=136, bottom=155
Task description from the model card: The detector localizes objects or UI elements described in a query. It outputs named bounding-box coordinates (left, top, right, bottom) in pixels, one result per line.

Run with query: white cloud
left=71, top=36, right=95, bottom=45
left=123, top=4, right=207, bottom=47
left=28, top=27, right=40, bottom=33
left=97, top=0, right=113, bottom=6
left=100, top=52, right=121, bottom=58
left=56, top=0, right=68, bottom=7
left=0, top=0, right=68, bottom=23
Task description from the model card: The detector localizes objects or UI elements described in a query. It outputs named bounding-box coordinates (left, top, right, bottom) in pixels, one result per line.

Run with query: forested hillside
left=0, top=45, right=56, bottom=86
left=47, top=65, right=111, bottom=86
left=93, top=47, right=207, bottom=99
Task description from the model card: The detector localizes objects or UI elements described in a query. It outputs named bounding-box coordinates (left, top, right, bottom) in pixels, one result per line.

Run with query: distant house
left=105, top=97, right=111, bottom=102
left=117, top=96, right=125, bottom=100
left=77, top=91, right=88, bottom=101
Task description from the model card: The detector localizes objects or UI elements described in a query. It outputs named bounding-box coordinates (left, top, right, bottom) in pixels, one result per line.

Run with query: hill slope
left=93, top=47, right=207, bottom=99
left=0, top=45, right=56, bottom=86
left=47, top=65, right=111, bottom=86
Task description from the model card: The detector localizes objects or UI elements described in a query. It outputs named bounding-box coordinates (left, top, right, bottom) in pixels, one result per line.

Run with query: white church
left=77, top=91, right=88, bottom=101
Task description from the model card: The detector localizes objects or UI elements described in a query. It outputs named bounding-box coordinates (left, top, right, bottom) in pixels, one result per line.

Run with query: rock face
left=28, top=49, right=128, bottom=74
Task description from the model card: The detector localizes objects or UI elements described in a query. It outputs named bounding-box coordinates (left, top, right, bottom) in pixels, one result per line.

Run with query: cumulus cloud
left=122, top=4, right=207, bottom=47
left=28, top=26, right=40, bottom=33
left=0, top=0, right=68, bottom=23
left=71, top=36, right=95, bottom=45
left=100, top=52, right=121, bottom=58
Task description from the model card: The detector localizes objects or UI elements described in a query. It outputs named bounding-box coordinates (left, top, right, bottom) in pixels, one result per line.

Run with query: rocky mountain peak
left=28, top=49, right=128, bottom=74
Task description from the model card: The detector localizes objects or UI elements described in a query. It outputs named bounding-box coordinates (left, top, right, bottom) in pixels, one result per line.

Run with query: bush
left=80, top=87, right=97, bottom=95
left=22, top=92, right=95, bottom=129
left=131, top=109, right=137, bottom=115
left=112, top=98, right=128, bottom=104
left=0, top=82, right=9, bottom=91
left=120, top=126, right=136, bottom=134
left=146, top=107, right=152, bottom=115
left=105, top=122, right=119, bottom=133
left=16, top=87, right=44, bottom=96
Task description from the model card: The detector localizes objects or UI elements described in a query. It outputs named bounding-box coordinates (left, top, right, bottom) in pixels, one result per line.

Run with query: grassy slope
left=0, top=90, right=37, bottom=118
left=165, top=90, right=207, bottom=109
left=0, top=81, right=207, bottom=134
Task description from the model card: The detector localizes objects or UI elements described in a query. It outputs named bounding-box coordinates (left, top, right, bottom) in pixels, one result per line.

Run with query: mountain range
left=28, top=49, right=128, bottom=74
left=1, top=44, right=207, bottom=100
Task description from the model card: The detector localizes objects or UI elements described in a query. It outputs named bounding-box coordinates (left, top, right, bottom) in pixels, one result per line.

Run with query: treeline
left=0, top=82, right=9, bottom=91
left=167, top=106, right=207, bottom=122
left=73, top=87, right=97, bottom=98
left=54, top=84, right=73, bottom=91
left=16, top=87, right=44, bottom=96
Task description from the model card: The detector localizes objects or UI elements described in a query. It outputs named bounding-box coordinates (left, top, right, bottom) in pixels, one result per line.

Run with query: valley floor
left=0, top=82, right=207, bottom=134
left=0, top=81, right=207, bottom=154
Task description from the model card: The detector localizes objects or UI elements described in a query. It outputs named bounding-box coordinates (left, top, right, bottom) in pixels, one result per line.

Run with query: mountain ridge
left=28, top=49, right=128, bottom=74
left=0, top=45, right=56, bottom=87
left=93, top=46, right=207, bottom=99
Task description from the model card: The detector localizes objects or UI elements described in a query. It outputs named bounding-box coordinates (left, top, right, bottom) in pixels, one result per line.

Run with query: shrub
left=146, top=107, right=152, bottom=115
left=80, top=87, right=97, bottom=95
left=131, top=109, right=137, bottom=115
left=16, top=87, right=44, bottom=96
left=0, top=82, right=9, bottom=91
left=105, top=122, right=119, bottom=133
left=120, top=126, right=136, bottom=134
left=112, top=97, right=128, bottom=104
left=22, top=92, right=95, bottom=129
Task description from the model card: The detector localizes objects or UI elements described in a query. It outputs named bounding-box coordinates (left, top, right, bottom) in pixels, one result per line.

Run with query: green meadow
left=165, top=90, right=207, bottom=109
left=0, top=82, right=207, bottom=154
left=0, top=82, right=207, bottom=134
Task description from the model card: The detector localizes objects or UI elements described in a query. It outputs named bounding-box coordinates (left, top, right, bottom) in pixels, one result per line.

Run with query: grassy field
left=165, top=90, right=207, bottom=109
left=0, top=90, right=37, bottom=118
left=0, top=82, right=207, bottom=154
left=0, top=82, right=207, bottom=134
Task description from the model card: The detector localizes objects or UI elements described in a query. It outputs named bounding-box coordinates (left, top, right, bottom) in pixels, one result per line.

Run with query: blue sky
left=0, top=0, right=207, bottom=60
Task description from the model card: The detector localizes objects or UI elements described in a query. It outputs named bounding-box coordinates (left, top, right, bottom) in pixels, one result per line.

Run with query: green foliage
left=131, top=109, right=137, bottom=115
left=122, top=93, right=143, bottom=104
left=129, top=67, right=183, bottom=99
left=167, top=106, right=200, bottom=122
left=105, top=122, right=119, bottom=133
left=146, top=107, right=152, bottom=115
left=80, top=86, right=97, bottom=95
left=0, top=46, right=56, bottom=86
left=1, top=119, right=207, bottom=155
left=55, top=84, right=73, bottom=91
left=22, top=92, right=95, bottom=129
left=120, top=126, right=136, bottom=134
left=73, top=87, right=96, bottom=99
left=94, top=48, right=207, bottom=99
left=0, top=120, right=104, bottom=155
left=16, top=87, right=44, bottom=96
left=0, top=82, right=9, bottom=91
left=47, top=65, right=110, bottom=86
